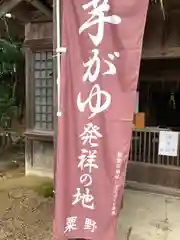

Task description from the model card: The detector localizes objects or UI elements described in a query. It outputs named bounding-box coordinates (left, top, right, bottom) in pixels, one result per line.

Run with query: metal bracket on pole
left=56, top=47, right=67, bottom=54
left=53, top=47, right=67, bottom=58
left=57, top=111, right=62, bottom=117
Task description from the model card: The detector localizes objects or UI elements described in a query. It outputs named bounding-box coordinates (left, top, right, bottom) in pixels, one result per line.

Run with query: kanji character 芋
left=79, top=0, right=121, bottom=46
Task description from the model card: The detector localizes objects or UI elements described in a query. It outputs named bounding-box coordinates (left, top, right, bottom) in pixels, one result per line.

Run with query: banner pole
left=53, top=0, right=61, bottom=188
left=56, top=0, right=61, bottom=118
left=55, top=3, right=86, bottom=240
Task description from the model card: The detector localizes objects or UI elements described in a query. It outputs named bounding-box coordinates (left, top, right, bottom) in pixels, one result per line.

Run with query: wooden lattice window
left=33, top=51, right=53, bottom=130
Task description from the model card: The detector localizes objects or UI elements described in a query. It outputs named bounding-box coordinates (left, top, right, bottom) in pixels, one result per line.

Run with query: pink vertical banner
left=53, top=0, right=148, bottom=239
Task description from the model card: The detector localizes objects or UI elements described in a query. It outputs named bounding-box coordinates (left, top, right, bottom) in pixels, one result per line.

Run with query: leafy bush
left=36, top=181, right=54, bottom=198
left=0, top=39, right=24, bottom=129
left=0, top=83, right=17, bottom=129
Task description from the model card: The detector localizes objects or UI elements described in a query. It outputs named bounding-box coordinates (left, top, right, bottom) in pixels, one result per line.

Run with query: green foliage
left=0, top=39, right=24, bottom=63
left=0, top=83, right=17, bottom=129
left=36, top=181, right=54, bottom=198
left=0, top=14, right=25, bottom=129
left=0, top=36, right=24, bottom=129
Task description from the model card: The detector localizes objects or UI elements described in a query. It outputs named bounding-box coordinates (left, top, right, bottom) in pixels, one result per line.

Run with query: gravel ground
left=0, top=188, right=53, bottom=240
left=0, top=146, right=54, bottom=240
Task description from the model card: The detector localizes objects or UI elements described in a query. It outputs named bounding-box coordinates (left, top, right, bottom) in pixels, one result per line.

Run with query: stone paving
left=118, top=189, right=180, bottom=240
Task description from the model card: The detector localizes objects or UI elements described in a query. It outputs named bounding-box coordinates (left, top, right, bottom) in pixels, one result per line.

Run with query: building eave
left=0, top=0, right=52, bottom=21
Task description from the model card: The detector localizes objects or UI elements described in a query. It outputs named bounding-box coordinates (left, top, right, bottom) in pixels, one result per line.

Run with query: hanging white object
left=158, top=131, right=179, bottom=157
left=5, top=13, right=12, bottom=18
